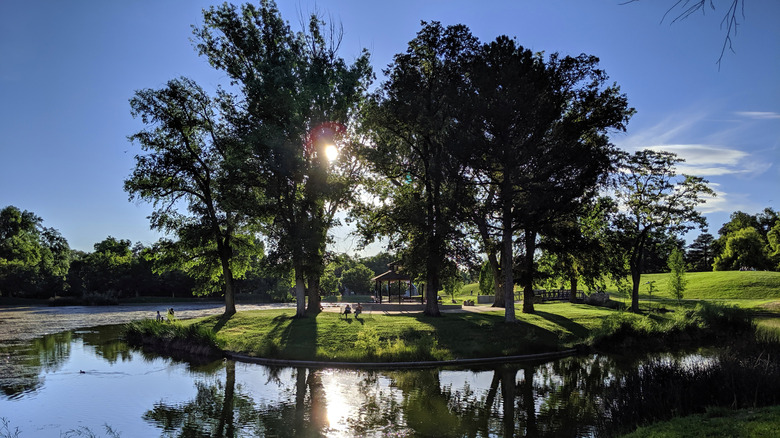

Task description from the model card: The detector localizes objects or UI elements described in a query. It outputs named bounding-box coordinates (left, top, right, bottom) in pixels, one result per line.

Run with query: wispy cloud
left=735, top=111, right=780, bottom=120
left=644, top=144, right=771, bottom=177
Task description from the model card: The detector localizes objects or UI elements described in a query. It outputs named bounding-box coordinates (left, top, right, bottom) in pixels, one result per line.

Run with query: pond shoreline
left=224, top=348, right=579, bottom=369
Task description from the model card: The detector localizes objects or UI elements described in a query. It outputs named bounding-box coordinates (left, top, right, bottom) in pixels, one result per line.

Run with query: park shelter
left=370, top=263, right=421, bottom=304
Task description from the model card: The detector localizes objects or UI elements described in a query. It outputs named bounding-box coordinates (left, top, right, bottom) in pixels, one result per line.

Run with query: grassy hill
left=453, top=271, right=780, bottom=308
left=619, top=271, right=780, bottom=300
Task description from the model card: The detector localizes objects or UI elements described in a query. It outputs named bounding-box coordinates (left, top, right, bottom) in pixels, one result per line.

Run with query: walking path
left=0, top=302, right=500, bottom=344
left=0, top=303, right=292, bottom=344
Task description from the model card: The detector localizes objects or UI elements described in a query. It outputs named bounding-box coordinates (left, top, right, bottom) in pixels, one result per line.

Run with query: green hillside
left=619, top=271, right=780, bottom=300
left=455, top=271, right=780, bottom=303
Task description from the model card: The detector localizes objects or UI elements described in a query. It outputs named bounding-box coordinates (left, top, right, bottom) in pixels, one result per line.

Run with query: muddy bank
left=0, top=303, right=294, bottom=344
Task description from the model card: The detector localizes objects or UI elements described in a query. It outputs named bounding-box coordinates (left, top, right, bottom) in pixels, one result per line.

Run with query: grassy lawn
left=186, top=305, right=608, bottom=362
left=619, top=405, right=780, bottom=438
left=128, top=270, right=780, bottom=363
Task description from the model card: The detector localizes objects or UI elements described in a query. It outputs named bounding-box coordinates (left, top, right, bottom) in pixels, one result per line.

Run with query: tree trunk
left=424, top=270, right=441, bottom=316
left=220, top=252, right=236, bottom=316
left=306, top=276, right=321, bottom=314
left=501, top=207, right=516, bottom=322
left=486, top=250, right=503, bottom=308
left=569, top=273, right=578, bottom=304
left=522, top=229, right=536, bottom=314
left=631, top=268, right=641, bottom=313
left=294, top=266, right=306, bottom=318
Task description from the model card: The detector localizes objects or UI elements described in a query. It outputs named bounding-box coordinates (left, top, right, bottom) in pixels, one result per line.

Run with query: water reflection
left=1, top=325, right=726, bottom=437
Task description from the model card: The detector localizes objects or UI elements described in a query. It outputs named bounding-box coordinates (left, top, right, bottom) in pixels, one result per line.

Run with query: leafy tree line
left=0, top=205, right=292, bottom=302
left=686, top=208, right=779, bottom=272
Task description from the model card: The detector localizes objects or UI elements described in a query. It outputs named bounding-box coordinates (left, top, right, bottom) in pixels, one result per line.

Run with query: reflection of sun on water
left=323, top=371, right=357, bottom=436
left=324, top=144, right=339, bottom=162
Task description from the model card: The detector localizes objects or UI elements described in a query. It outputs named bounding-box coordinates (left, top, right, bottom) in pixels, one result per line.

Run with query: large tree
left=193, top=1, right=371, bottom=317
left=360, top=22, right=478, bottom=317
left=125, top=77, right=259, bottom=315
left=613, top=149, right=714, bottom=313
left=464, top=37, right=633, bottom=318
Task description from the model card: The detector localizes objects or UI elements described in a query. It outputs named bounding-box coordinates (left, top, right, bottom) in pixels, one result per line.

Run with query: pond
left=1, top=325, right=715, bottom=437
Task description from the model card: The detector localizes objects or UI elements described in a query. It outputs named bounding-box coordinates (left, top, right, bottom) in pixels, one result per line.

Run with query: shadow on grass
left=410, top=312, right=562, bottom=357
left=534, top=311, right=588, bottom=339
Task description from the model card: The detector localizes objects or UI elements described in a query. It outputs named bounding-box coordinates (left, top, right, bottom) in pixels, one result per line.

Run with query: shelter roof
left=371, top=270, right=411, bottom=282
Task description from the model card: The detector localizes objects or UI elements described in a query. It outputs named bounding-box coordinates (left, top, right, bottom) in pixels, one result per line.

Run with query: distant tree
left=125, top=77, right=259, bottom=315
left=0, top=206, right=70, bottom=298
left=360, top=252, right=397, bottom=278
left=77, top=236, right=134, bottom=297
left=713, top=227, right=769, bottom=270
left=687, top=232, right=715, bottom=271
left=478, top=260, right=495, bottom=297
left=718, top=211, right=760, bottom=237
left=667, top=247, right=687, bottom=303
left=613, top=149, right=714, bottom=313
left=319, top=265, right=340, bottom=296
left=340, top=264, right=374, bottom=295
left=442, top=274, right=463, bottom=303
left=768, top=219, right=780, bottom=270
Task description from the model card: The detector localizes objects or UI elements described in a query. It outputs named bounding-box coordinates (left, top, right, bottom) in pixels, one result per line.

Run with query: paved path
left=0, top=303, right=294, bottom=344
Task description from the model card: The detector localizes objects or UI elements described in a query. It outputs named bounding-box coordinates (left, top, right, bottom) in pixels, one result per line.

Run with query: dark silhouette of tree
left=193, top=1, right=371, bottom=317
left=464, top=37, right=633, bottom=318
left=360, top=22, right=478, bottom=316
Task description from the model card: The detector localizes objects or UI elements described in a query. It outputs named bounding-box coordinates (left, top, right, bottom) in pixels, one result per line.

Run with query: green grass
left=619, top=405, right=780, bottom=438
left=602, top=271, right=780, bottom=300
left=168, top=300, right=757, bottom=363
left=186, top=308, right=587, bottom=362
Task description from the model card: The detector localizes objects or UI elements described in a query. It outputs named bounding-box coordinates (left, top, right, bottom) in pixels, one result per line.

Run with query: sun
left=324, top=144, right=339, bottom=162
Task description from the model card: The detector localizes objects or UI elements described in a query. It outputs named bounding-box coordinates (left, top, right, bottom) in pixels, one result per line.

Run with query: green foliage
left=0, top=205, right=70, bottom=298
left=340, top=263, right=374, bottom=294
left=125, top=76, right=259, bottom=314
left=667, top=248, right=687, bottom=302
left=769, top=219, right=780, bottom=269
left=714, top=227, right=770, bottom=271
left=620, top=405, right=780, bottom=438
left=478, top=260, right=494, bottom=296
left=442, top=274, right=463, bottom=301
left=612, top=149, right=715, bottom=312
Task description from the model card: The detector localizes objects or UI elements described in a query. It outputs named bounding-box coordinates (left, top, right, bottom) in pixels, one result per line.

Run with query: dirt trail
left=0, top=303, right=293, bottom=344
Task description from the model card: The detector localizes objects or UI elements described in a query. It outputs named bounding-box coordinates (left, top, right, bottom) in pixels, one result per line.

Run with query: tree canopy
left=612, top=149, right=714, bottom=312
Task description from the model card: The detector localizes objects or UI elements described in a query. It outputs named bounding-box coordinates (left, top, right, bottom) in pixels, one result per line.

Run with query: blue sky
left=1, top=0, right=778, bottom=253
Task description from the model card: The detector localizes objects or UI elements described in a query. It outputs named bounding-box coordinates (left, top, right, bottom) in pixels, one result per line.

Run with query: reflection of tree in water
left=143, top=360, right=260, bottom=437
left=78, top=326, right=133, bottom=364
left=0, top=332, right=71, bottom=397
